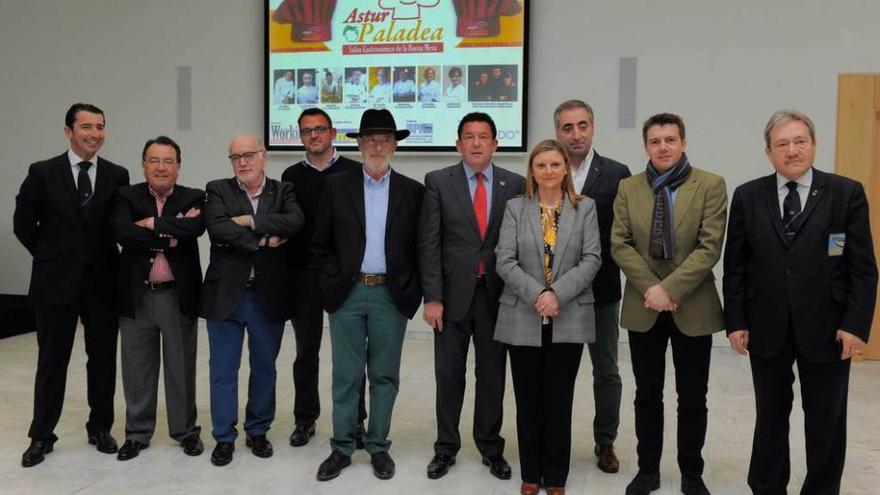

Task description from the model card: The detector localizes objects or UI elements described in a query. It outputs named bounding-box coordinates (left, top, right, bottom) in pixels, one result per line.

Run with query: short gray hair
left=764, top=110, right=816, bottom=148
left=553, top=99, right=594, bottom=129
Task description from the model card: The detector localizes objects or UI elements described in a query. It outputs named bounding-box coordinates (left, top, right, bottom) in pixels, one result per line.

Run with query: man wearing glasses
left=200, top=134, right=303, bottom=466
left=281, top=109, right=367, bottom=448
left=312, top=109, right=424, bottom=481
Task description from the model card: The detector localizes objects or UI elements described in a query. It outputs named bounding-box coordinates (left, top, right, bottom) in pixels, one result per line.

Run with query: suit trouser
left=289, top=269, right=367, bottom=426
left=508, top=324, right=583, bottom=487
left=748, top=341, right=850, bottom=495
left=628, top=312, right=712, bottom=476
left=119, top=288, right=200, bottom=444
left=328, top=283, right=406, bottom=456
left=207, top=289, right=284, bottom=443
left=433, top=279, right=506, bottom=458
left=586, top=300, right=622, bottom=446
left=29, top=289, right=118, bottom=441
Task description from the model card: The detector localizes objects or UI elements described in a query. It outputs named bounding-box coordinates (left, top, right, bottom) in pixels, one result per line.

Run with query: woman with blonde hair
left=495, top=139, right=602, bottom=495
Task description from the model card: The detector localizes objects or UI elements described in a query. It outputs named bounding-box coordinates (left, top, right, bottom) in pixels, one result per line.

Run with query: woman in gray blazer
left=495, top=139, right=602, bottom=495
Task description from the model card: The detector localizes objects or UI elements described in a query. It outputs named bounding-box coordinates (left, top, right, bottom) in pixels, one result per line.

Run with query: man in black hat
left=312, top=109, right=424, bottom=481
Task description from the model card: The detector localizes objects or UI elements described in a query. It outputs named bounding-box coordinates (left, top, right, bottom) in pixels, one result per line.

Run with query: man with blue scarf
left=611, top=113, right=728, bottom=495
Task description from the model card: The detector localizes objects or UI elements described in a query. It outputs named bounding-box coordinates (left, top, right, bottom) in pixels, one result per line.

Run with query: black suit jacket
left=418, top=163, right=525, bottom=322
left=580, top=151, right=631, bottom=304
left=113, top=183, right=206, bottom=318
left=200, top=177, right=304, bottom=322
left=723, top=169, right=878, bottom=362
left=14, top=152, right=130, bottom=305
left=311, top=167, right=424, bottom=319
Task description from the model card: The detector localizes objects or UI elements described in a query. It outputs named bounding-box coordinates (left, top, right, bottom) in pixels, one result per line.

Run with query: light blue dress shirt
left=463, top=162, right=493, bottom=218
left=360, top=168, right=391, bottom=274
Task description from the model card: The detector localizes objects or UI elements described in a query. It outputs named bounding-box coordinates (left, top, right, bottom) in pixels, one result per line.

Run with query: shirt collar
left=462, top=162, right=493, bottom=183
left=237, top=173, right=267, bottom=199
left=303, top=148, right=339, bottom=170
left=575, top=147, right=595, bottom=171
left=363, top=167, right=391, bottom=187
left=68, top=149, right=95, bottom=168
left=776, top=167, right=813, bottom=190
left=149, top=186, right=174, bottom=200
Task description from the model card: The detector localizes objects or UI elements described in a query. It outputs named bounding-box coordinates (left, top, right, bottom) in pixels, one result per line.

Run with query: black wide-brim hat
left=345, top=109, right=410, bottom=140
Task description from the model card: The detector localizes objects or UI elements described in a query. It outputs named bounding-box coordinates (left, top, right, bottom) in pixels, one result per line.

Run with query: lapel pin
left=812, top=189, right=818, bottom=196
left=499, top=181, right=506, bottom=186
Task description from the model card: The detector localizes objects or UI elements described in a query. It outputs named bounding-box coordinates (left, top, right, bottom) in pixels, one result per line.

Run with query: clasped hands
left=534, top=290, right=560, bottom=318
left=644, top=284, right=677, bottom=312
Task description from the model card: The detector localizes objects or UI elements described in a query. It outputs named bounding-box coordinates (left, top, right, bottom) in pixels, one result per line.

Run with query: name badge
left=828, top=233, right=845, bottom=257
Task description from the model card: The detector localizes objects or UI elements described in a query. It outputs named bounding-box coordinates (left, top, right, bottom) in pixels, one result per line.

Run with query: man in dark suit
left=554, top=99, right=630, bottom=473
left=201, top=134, right=303, bottom=467
left=724, top=110, right=878, bottom=495
left=281, top=108, right=367, bottom=448
left=418, top=112, right=524, bottom=480
left=112, top=136, right=205, bottom=461
left=313, top=109, right=424, bottom=482
left=14, top=103, right=130, bottom=467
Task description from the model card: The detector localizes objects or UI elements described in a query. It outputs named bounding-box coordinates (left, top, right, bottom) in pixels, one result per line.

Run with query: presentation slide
left=265, top=0, right=528, bottom=151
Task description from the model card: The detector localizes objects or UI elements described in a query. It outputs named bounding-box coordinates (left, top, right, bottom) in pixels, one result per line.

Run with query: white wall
left=2, top=0, right=878, bottom=296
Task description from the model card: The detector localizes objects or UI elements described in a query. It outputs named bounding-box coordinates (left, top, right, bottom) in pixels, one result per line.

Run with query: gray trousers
left=586, top=300, right=623, bottom=446
left=120, top=288, right=200, bottom=443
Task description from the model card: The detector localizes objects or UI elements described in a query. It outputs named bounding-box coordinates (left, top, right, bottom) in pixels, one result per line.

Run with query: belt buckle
left=363, top=274, right=378, bottom=286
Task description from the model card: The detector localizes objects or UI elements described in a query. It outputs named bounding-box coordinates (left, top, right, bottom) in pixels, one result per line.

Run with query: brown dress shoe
left=546, top=488, right=566, bottom=495
left=595, top=443, right=620, bottom=473
left=520, top=482, right=540, bottom=495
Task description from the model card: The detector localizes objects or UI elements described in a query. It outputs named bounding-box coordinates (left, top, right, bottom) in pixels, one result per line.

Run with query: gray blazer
left=494, top=195, right=602, bottom=346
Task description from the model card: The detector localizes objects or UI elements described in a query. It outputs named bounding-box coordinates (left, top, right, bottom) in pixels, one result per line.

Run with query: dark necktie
left=782, top=181, right=801, bottom=235
left=77, top=161, right=93, bottom=205
left=474, top=171, right=488, bottom=275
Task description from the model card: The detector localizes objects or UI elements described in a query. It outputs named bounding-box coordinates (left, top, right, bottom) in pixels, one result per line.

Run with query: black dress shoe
left=355, top=421, right=365, bottom=449
left=117, top=440, right=149, bottom=461
left=210, top=441, right=235, bottom=466
left=317, top=450, right=352, bottom=481
left=181, top=435, right=204, bottom=456
left=88, top=431, right=119, bottom=454
left=681, top=475, right=711, bottom=495
left=21, top=439, right=56, bottom=467
left=482, top=454, right=512, bottom=480
left=245, top=434, right=274, bottom=458
left=371, top=451, right=396, bottom=480
left=289, top=422, right=316, bottom=447
left=626, top=470, right=660, bottom=495
left=427, top=453, right=456, bottom=479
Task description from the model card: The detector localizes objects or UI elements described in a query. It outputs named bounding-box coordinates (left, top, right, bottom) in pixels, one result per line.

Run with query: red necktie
left=474, top=171, right=488, bottom=275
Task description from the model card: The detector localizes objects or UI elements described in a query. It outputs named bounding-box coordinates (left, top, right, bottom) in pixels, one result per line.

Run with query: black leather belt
left=358, top=273, right=387, bottom=285
left=145, top=280, right=176, bottom=290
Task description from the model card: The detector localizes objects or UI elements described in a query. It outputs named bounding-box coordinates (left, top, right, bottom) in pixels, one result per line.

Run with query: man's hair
left=553, top=100, right=594, bottom=129
left=65, top=103, right=105, bottom=128
left=298, top=108, right=333, bottom=128
left=142, top=135, right=181, bottom=163
left=642, top=112, right=686, bottom=144
left=448, top=67, right=462, bottom=78
left=457, top=112, right=497, bottom=139
left=763, top=110, right=816, bottom=148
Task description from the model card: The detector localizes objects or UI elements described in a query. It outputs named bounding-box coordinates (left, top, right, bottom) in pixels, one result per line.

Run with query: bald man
left=201, top=135, right=303, bottom=466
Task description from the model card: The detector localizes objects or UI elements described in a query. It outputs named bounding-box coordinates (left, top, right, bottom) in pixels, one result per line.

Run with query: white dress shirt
left=572, top=147, right=595, bottom=193
left=68, top=149, right=97, bottom=191
left=776, top=167, right=813, bottom=218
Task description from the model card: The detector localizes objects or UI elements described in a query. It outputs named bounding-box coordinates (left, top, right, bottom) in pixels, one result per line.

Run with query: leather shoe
left=355, top=421, right=365, bottom=449
left=317, top=450, right=351, bottom=481
left=88, top=431, right=119, bottom=454
left=371, top=451, right=396, bottom=480
left=289, top=422, right=316, bottom=447
left=595, top=443, right=620, bottom=473
left=546, top=488, right=566, bottom=495
left=520, top=482, right=540, bottom=495
left=210, top=441, right=235, bottom=466
left=681, top=475, right=711, bottom=495
left=426, top=453, right=456, bottom=479
left=21, top=439, right=56, bottom=467
left=181, top=435, right=204, bottom=456
left=482, top=454, right=512, bottom=480
left=117, top=440, right=148, bottom=461
left=245, top=434, right=273, bottom=458
left=626, top=470, right=660, bottom=495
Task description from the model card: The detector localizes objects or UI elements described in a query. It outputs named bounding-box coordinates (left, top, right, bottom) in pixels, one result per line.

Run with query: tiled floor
left=1, top=325, right=878, bottom=494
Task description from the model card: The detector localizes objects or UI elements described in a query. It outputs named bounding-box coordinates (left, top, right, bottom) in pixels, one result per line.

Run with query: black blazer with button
left=723, top=169, right=878, bottom=362
left=200, top=177, right=304, bottom=323
left=113, top=182, right=206, bottom=318
left=14, top=152, right=130, bottom=305
left=310, top=167, right=424, bottom=319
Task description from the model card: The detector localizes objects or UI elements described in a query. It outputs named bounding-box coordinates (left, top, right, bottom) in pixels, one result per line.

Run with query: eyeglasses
left=362, top=135, right=395, bottom=147
left=228, top=150, right=264, bottom=163
left=300, top=126, right=329, bottom=136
